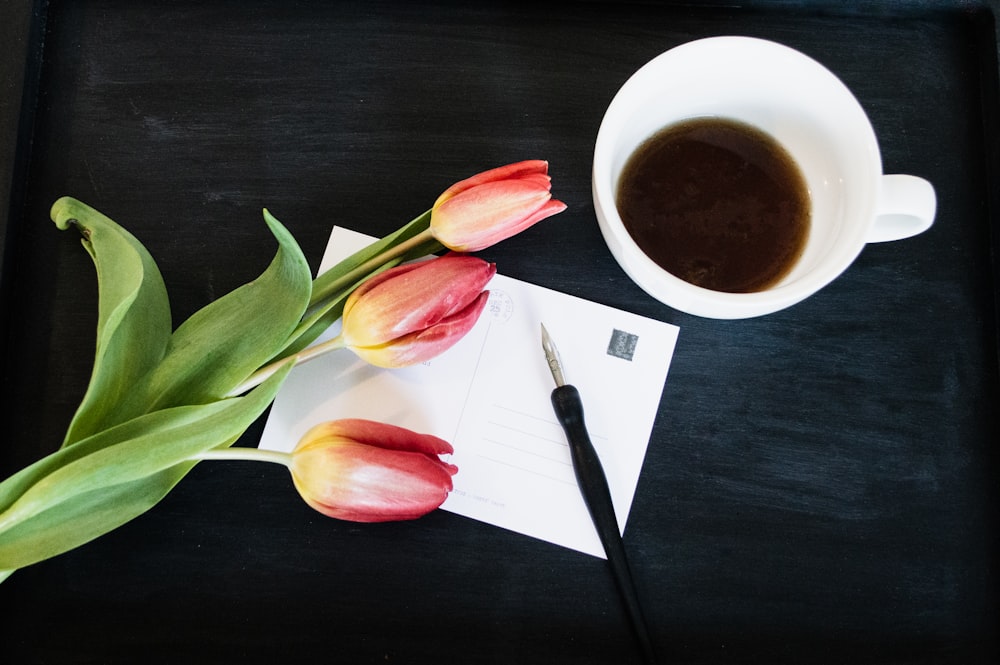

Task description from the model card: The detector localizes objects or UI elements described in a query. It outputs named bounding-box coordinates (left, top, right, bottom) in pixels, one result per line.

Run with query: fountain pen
left=540, top=324, right=657, bottom=664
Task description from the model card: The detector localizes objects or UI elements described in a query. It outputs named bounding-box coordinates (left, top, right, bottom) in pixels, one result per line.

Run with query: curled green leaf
left=50, top=197, right=172, bottom=447
left=1, top=201, right=315, bottom=581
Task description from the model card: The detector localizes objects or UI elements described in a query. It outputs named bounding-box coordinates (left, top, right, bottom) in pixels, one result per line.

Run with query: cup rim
left=592, top=36, right=882, bottom=319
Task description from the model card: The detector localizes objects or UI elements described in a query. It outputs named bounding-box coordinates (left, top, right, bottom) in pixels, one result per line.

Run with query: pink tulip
left=430, top=160, right=568, bottom=251
left=290, top=419, right=458, bottom=522
left=340, top=253, right=496, bottom=368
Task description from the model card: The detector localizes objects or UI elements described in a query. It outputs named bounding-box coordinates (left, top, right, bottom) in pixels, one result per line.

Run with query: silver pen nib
left=540, top=323, right=566, bottom=387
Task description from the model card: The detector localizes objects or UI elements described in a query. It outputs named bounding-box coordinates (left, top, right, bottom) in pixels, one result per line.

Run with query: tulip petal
left=433, top=180, right=567, bottom=252
left=293, top=444, right=455, bottom=522
left=348, top=290, right=490, bottom=368
left=434, top=159, right=551, bottom=206
left=298, top=419, right=453, bottom=456
left=342, top=255, right=495, bottom=348
left=340, top=260, right=425, bottom=323
left=290, top=418, right=457, bottom=523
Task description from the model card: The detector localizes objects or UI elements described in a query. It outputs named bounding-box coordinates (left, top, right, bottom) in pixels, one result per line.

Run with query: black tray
left=2, top=1, right=998, bottom=663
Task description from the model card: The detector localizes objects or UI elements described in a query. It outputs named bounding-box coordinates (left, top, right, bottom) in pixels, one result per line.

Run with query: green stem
left=228, top=334, right=348, bottom=397
left=192, top=447, right=293, bottom=467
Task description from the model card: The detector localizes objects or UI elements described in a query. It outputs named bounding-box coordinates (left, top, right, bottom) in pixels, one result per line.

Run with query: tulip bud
left=430, top=160, right=567, bottom=252
left=290, top=419, right=458, bottom=522
left=340, top=253, right=496, bottom=368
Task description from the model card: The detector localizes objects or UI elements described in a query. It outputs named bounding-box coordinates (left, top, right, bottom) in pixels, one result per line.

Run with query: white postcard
left=257, top=227, right=680, bottom=558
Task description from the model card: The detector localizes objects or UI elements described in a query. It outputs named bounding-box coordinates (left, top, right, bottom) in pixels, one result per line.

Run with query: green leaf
left=0, top=466, right=195, bottom=574
left=1, top=202, right=311, bottom=580
left=0, top=364, right=292, bottom=572
left=50, top=197, right=172, bottom=447
left=118, top=208, right=313, bottom=412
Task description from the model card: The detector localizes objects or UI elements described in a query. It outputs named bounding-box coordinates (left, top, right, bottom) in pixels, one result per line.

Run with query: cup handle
left=867, top=174, right=937, bottom=243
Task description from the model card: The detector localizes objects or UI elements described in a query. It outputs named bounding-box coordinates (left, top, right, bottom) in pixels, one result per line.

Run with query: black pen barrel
left=551, top=384, right=657, bottom=664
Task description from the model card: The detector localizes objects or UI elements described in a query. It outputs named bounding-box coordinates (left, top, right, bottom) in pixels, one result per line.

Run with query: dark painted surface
left=1, top=1, right=998, bottom=663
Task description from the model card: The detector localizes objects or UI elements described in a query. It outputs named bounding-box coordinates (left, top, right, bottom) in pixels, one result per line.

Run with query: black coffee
left=616, top=117, right=810, bottom=293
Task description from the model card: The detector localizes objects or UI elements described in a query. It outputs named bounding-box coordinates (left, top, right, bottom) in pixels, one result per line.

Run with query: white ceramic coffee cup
left=592, top=36, right=936, bottom=319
